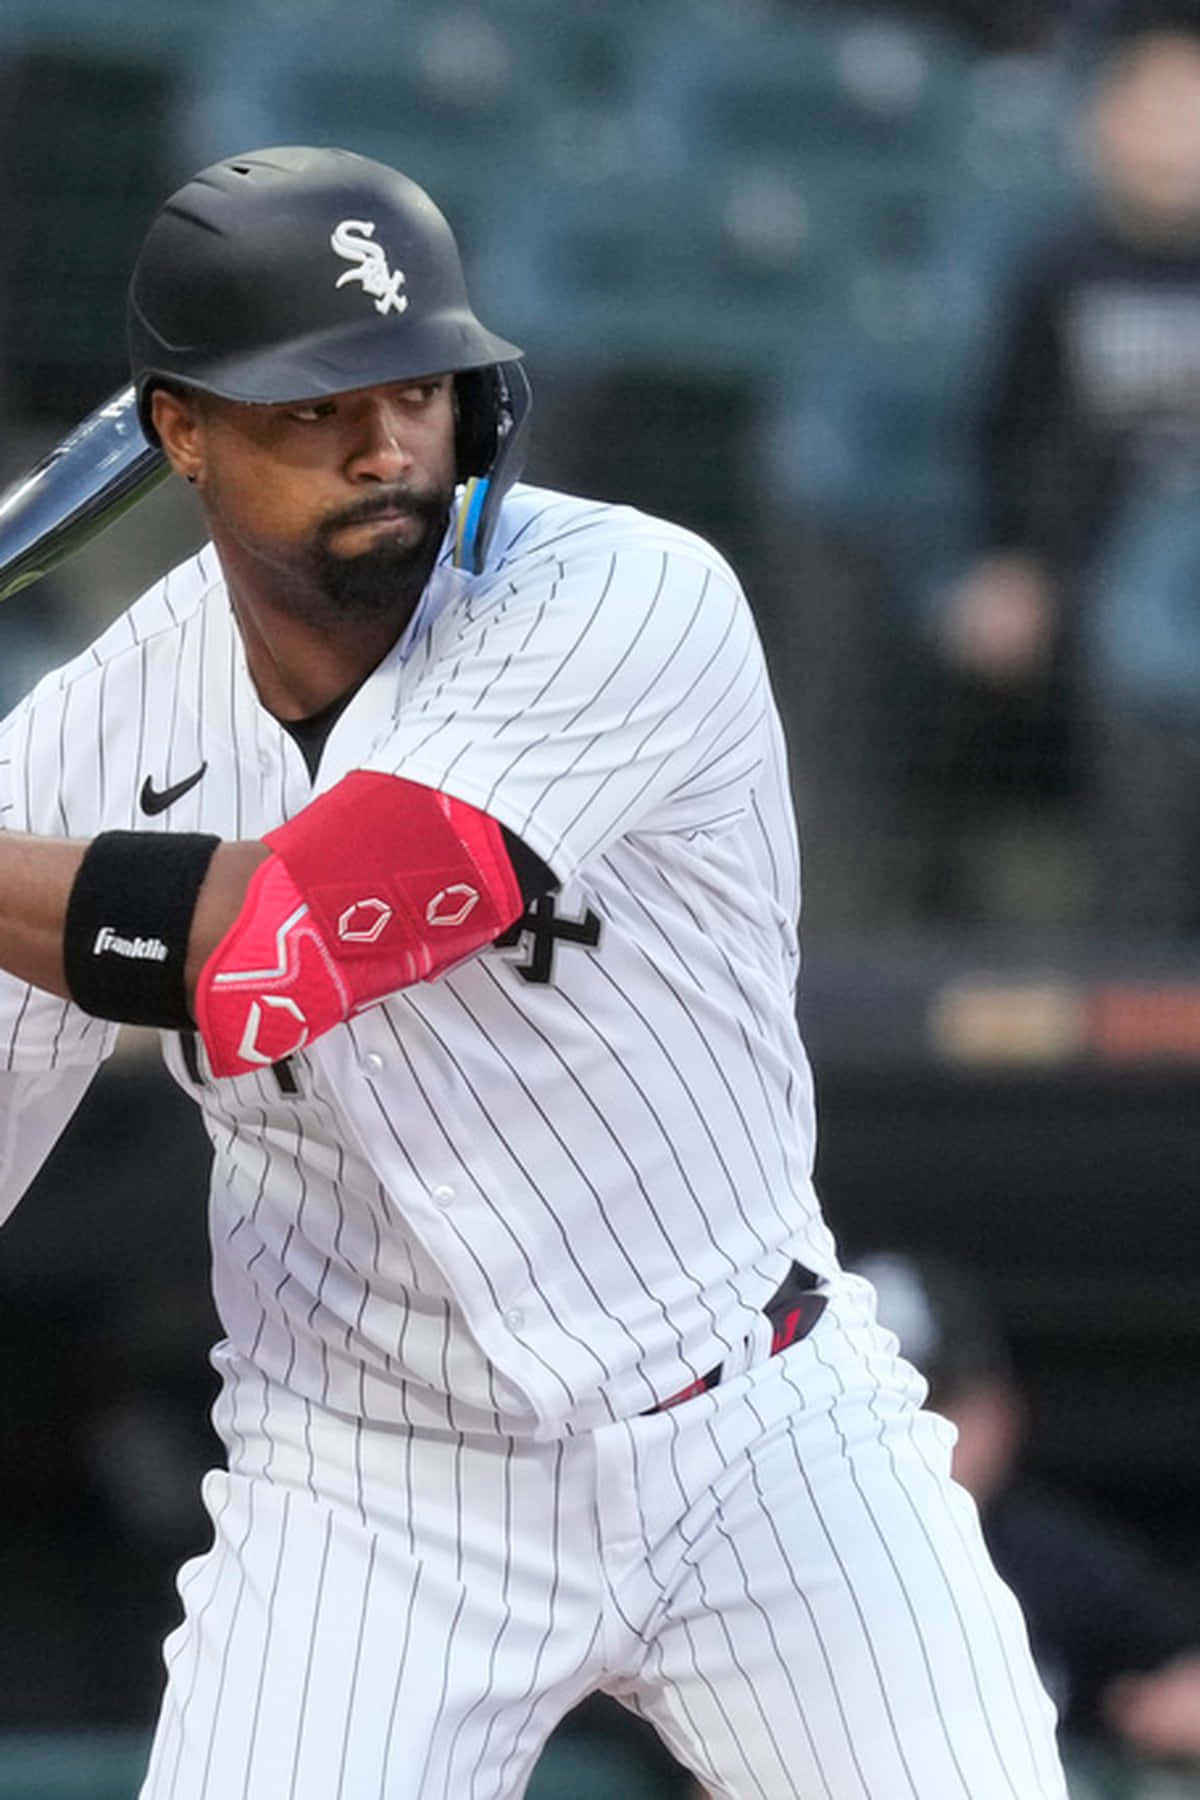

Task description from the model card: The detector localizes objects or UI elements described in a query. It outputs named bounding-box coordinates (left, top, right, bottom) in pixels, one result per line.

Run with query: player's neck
left=225, top=574, right=409, bottom=721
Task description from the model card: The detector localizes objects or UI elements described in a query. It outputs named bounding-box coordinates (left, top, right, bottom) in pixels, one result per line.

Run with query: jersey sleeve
left=0, top=698, right=121, bottom=1073
left=363, top=530, right=770, bottom=880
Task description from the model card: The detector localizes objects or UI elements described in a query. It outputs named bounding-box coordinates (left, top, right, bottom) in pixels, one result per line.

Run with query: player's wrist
left=63, top=829, right=221, bottom=1029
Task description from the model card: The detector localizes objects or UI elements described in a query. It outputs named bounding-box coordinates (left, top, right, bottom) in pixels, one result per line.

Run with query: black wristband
left=63, top=830, right=221, bottom=1028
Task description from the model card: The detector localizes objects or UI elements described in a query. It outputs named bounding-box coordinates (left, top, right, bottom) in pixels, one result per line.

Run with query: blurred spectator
left=858, top=1249, right=1200, bottom=1791
left=928, top=5, right=1200, bottom=932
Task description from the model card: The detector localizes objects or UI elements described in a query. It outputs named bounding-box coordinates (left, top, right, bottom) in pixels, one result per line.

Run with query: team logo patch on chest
left=494, top=896, right=602, bottom=984
left=330, top=219, right=408, bottom=317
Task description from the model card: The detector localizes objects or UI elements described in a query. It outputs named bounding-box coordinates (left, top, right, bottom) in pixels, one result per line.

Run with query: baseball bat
left=0, top=385, right=168, bottom=601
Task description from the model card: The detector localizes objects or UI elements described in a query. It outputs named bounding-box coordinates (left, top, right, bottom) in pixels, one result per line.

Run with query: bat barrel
left=0, top=386, right=168, bottom=601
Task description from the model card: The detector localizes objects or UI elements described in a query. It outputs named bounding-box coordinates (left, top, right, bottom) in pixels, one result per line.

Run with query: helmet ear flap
left=453, top=368, right=497, bottom=479
left=452, top=362, right=533, bottom=574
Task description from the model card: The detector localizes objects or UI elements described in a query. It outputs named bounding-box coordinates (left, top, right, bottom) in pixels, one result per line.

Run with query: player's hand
left=936, top=552, right=1058, bottom=686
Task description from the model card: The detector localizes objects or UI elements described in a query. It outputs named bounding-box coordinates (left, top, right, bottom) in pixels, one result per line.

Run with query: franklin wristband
left=63, top=830, right=221, bottom=1028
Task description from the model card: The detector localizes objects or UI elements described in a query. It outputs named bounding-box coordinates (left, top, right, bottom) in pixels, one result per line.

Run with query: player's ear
left=151, top=386, right=206, bottom=487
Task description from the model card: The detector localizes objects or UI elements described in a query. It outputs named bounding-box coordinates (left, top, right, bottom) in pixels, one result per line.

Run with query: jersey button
left=431, top=1184, right=455, bottom=1209
left=361, top=1051, right=385, bottom=1074
left=504, top=1308, right=524, bottom=1333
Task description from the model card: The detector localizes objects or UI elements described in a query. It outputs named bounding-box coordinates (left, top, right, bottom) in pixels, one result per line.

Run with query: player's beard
left=305, top=482, right=452, bottom=626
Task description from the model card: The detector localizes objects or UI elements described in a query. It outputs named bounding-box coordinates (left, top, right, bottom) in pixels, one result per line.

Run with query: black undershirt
left=280, top=689, right=357, bottom=783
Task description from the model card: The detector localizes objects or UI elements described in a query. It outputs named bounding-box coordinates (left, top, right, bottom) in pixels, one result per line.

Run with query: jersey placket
left=313, top=1011, right=562, bottom=1422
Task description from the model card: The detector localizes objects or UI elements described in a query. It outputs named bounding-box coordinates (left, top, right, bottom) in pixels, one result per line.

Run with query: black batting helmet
left=127, top=145, right=531, bottom=572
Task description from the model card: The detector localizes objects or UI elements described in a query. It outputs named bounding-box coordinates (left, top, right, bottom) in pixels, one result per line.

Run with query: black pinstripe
left=892, top=1369, right=1046, bottom=1789
left=796, top=1338, right=949, bottom=1797
left=238, top=1486, right=292, bottom=1800
left=490, top=1440, right=571, bottom=1800
left=735, top=1390, right=871, bottom=1794
left=379, top=1561, right=426, bottom=1798
left=334, top=1529, right=378, bottom=1800
left=163, top=1476, right=246, bottom=1800
left=287, top=1507, right=334, bottom=1800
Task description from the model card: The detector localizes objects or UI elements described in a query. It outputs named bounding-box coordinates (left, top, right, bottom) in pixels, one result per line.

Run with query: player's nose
left=345, top=395, right=415, bottom=482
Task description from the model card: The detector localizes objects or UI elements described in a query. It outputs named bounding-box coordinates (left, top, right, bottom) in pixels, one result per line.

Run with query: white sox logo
left=330, top=219, right=408, bottom=316
left=495, top=896, right=602, bottom=984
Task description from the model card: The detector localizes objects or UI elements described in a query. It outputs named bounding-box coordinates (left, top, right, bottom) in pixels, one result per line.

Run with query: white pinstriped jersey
left=0, top=482, right=839, bottom=1440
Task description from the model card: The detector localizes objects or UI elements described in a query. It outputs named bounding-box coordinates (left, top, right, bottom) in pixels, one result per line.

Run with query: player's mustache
left=320, top=487, right=441, bottom=536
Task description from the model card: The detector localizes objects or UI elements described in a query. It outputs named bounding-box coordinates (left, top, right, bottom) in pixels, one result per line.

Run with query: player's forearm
left=0, top=834, right=89, bottom=996
left=184, top=840, right=271, bottom=1002
left=0, top=831, right=266, bottom=1008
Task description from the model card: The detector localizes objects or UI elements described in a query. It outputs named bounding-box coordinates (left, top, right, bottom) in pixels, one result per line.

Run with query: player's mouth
left=344, top=508, right=417, bottom=530
left=322, top=489, right=431, bottom=538
left=325, top=506, right=423, bottom=549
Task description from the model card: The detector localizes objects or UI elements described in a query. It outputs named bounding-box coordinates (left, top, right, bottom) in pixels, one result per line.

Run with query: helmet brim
left=137, top=308, right=522, bottom=428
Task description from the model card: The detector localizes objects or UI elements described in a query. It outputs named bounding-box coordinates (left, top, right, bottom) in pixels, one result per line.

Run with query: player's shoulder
left=483, top=482, right=742, bottom=589
left=18, top=542, right=225, bottom=711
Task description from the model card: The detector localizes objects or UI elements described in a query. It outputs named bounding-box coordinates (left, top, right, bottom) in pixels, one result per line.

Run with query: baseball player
left=0, top=146, right=1068, bottom=1799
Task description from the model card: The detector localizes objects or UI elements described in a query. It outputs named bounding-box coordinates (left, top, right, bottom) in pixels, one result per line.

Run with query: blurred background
left=3, top=0, right=1200, bottom=1795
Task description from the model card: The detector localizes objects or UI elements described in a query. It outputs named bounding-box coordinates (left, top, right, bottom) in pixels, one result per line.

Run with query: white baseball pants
left=139, top=1301, right=1068, bottom=1799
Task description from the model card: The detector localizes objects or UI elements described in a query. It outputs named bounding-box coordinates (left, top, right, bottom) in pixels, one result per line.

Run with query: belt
left=643, top=1261, right=826, bottom=1416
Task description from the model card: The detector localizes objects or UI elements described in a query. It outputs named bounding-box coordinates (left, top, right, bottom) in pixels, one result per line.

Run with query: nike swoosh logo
left=139, top=762, right=208, bottom=816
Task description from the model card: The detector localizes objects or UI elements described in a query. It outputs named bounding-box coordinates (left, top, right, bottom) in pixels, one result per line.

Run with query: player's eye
left=398, top=380, right=446, bottom=406
left=286, top=401, right=337, bottom=423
